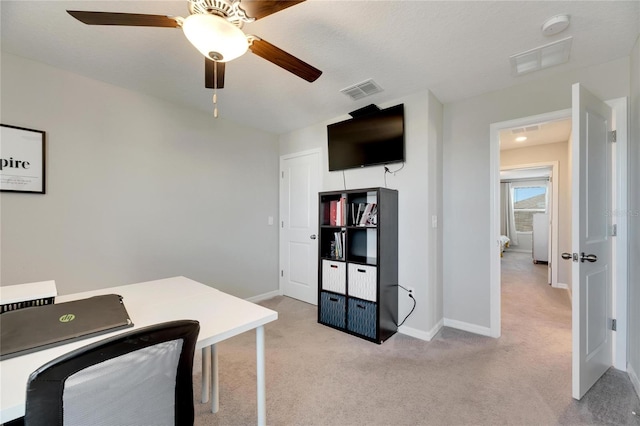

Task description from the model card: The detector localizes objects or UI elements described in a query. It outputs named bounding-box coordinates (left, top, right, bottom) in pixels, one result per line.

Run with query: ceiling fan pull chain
left=213, top=60, right=219, bottom=118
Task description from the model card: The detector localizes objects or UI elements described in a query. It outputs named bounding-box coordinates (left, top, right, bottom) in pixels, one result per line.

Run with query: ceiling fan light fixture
left=182, top=14, right=248, bottom=62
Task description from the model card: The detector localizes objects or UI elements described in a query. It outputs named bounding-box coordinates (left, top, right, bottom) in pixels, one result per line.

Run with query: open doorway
left=500, top=165, right=554, bottom=282
left=489, top=109, right=571, bottom=337
left=499, top=117, right=571, bottom=290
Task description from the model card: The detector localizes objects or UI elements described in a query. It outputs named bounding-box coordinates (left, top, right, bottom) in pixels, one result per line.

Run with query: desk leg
left=201, top=346, right=211, bottom=403
left=211, top=343, right=219, bottom=414
left=256, top=325, right=266, bottom=426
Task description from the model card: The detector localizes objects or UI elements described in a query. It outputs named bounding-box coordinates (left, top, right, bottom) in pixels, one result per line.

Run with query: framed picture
left=1, top=124, right=46, bottom=194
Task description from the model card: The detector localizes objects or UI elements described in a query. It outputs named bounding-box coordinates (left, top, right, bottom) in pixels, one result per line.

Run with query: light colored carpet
left=192, top=251, right=640, bottom=425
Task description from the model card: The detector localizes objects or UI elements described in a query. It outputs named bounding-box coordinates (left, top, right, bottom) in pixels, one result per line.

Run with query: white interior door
left=571, top=83, right=613, bottom=400
left=279, top=150, right=320, bottom=305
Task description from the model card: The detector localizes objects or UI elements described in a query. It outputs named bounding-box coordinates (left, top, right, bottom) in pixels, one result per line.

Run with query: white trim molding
left=399, top=319, right=444, bottom=341
left=246, top=289, right=282, bottom=303
left=606, top=97, right=629, bottom=371
left=444, top=318, right=493, bottom=337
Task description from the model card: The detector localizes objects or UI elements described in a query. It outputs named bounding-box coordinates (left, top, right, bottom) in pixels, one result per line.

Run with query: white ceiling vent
left=510, top=37, right=572, bottom=76
left=512, top=125, right=540, bottom=134
left=340, top=79, right=383, bottom=100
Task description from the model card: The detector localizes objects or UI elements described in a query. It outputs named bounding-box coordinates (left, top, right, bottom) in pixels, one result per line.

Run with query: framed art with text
left=0, top=124, right=46, bottom=194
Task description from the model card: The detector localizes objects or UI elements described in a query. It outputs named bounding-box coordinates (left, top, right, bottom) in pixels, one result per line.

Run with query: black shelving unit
left=317, top=187, right=398, bottom=343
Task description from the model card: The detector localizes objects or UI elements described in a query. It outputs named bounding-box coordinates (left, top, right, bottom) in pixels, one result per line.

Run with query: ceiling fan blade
left=239, top=1, right=305, bottom=20
left=67, top=11, right=180, bottom=28
left=205, top=59, right=226, bottom=89
left=249, top=38, right=322, bottom=82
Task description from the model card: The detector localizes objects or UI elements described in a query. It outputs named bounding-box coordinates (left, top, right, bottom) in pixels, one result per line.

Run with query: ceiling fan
left=67, top=0, right=322, bottom=116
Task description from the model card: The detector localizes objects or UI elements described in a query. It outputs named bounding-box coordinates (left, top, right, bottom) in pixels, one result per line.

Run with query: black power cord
left=396, top=284, right=416, bottom=327
left=383, top=162, right=405, bottom=188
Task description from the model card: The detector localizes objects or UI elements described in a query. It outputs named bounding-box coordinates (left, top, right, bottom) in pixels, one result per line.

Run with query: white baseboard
left=246, top=289, right=282, bottom=303
left=628, top=363, right=640, bottom=401
left=399, top=318, right=443, bottom=341
left=555, top=282, right=569, bottom=290
left=563, top=284, right=572, bottom=302
left=443, top=318, right=493, bottom=337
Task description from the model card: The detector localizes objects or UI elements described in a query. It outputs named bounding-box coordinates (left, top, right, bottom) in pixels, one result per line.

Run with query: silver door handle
left=580, top=252, right=597, bottom=263
left=310, top=234, right=317, bottom=240
left=561, top=253, right=572, bottom=260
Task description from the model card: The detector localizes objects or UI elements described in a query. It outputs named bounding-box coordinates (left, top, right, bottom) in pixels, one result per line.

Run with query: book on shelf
left=352, top=202, right=377, bottom=226
left=328, top=197, right=347, bottom=226
left=353, top=203, right=362, bottom=225
left=323, top=202, right=331, bottom=226
left=333, top=230, right=345, bottom=259
left=329, top=200, right=337, bottom=226
left=366, top=203, right=378, bottom=226
left=338, top=197, right=346, bottom=226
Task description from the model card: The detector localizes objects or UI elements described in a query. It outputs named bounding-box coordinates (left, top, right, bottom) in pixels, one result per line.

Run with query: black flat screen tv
left=327, top=104, right=405, bottom=171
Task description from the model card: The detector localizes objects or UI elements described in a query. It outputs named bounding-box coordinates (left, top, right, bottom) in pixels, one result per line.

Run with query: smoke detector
left=542, top=14, right=570, bottom=36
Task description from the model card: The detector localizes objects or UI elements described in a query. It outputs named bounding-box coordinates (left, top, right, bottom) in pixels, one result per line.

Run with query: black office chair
left=22, top=320, right=200, bottom=426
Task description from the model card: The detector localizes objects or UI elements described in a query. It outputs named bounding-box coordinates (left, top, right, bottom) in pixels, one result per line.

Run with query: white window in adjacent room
left=512, top=186, right=547, bottom=233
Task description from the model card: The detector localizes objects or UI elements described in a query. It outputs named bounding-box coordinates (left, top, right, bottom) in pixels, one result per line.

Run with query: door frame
left=489, top=100, right=628, bottom=372
left=607, top=97, right=629, bottom=370
left=278, top=148, right=322, bottom=301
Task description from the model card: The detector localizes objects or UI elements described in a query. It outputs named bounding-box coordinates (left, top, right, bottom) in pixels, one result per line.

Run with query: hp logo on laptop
left=59, top=314, right=76, bottom=323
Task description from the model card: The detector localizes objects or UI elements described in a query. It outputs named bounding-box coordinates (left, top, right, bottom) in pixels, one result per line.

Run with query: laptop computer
left=0, top=294, right=133, bottom=360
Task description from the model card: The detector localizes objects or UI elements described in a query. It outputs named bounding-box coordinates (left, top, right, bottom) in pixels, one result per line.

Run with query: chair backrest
left=24, top=320, right=200, bottom=426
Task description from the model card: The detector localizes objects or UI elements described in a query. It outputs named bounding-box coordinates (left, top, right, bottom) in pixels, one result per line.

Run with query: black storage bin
left=319, top=292, right=346, bottom=329
left=347, top=298, right=377, bottom=339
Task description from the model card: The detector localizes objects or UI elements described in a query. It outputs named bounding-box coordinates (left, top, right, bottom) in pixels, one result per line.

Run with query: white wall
left=0, top=53, right=280, bottom=299
left=501, top=141, right=571, bottom=286
left=280, top=90, right=444, bottom=339
left=628, top=35, right=640, bottom=399
left=443, top=57, right=630, bottom=329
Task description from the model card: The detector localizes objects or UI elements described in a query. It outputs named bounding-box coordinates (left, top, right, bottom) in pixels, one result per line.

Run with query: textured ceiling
left=1, top=1, right=638, bottom=135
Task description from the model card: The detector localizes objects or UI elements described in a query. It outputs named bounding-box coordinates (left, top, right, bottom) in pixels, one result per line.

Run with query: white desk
left=0, top=276, right=278, bottom=425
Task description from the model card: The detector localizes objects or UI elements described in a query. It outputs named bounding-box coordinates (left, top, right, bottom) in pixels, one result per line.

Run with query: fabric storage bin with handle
left=319, top=292, right=346, bottom=329
left=347, top=264, right=376, bottom=302
left=322, top=260, right=346, bottom=294
left=347, top=298, right=377, bottom=339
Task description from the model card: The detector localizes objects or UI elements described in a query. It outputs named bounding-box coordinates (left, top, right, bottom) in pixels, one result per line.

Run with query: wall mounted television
left=327, top=104, right=405, bottom=171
